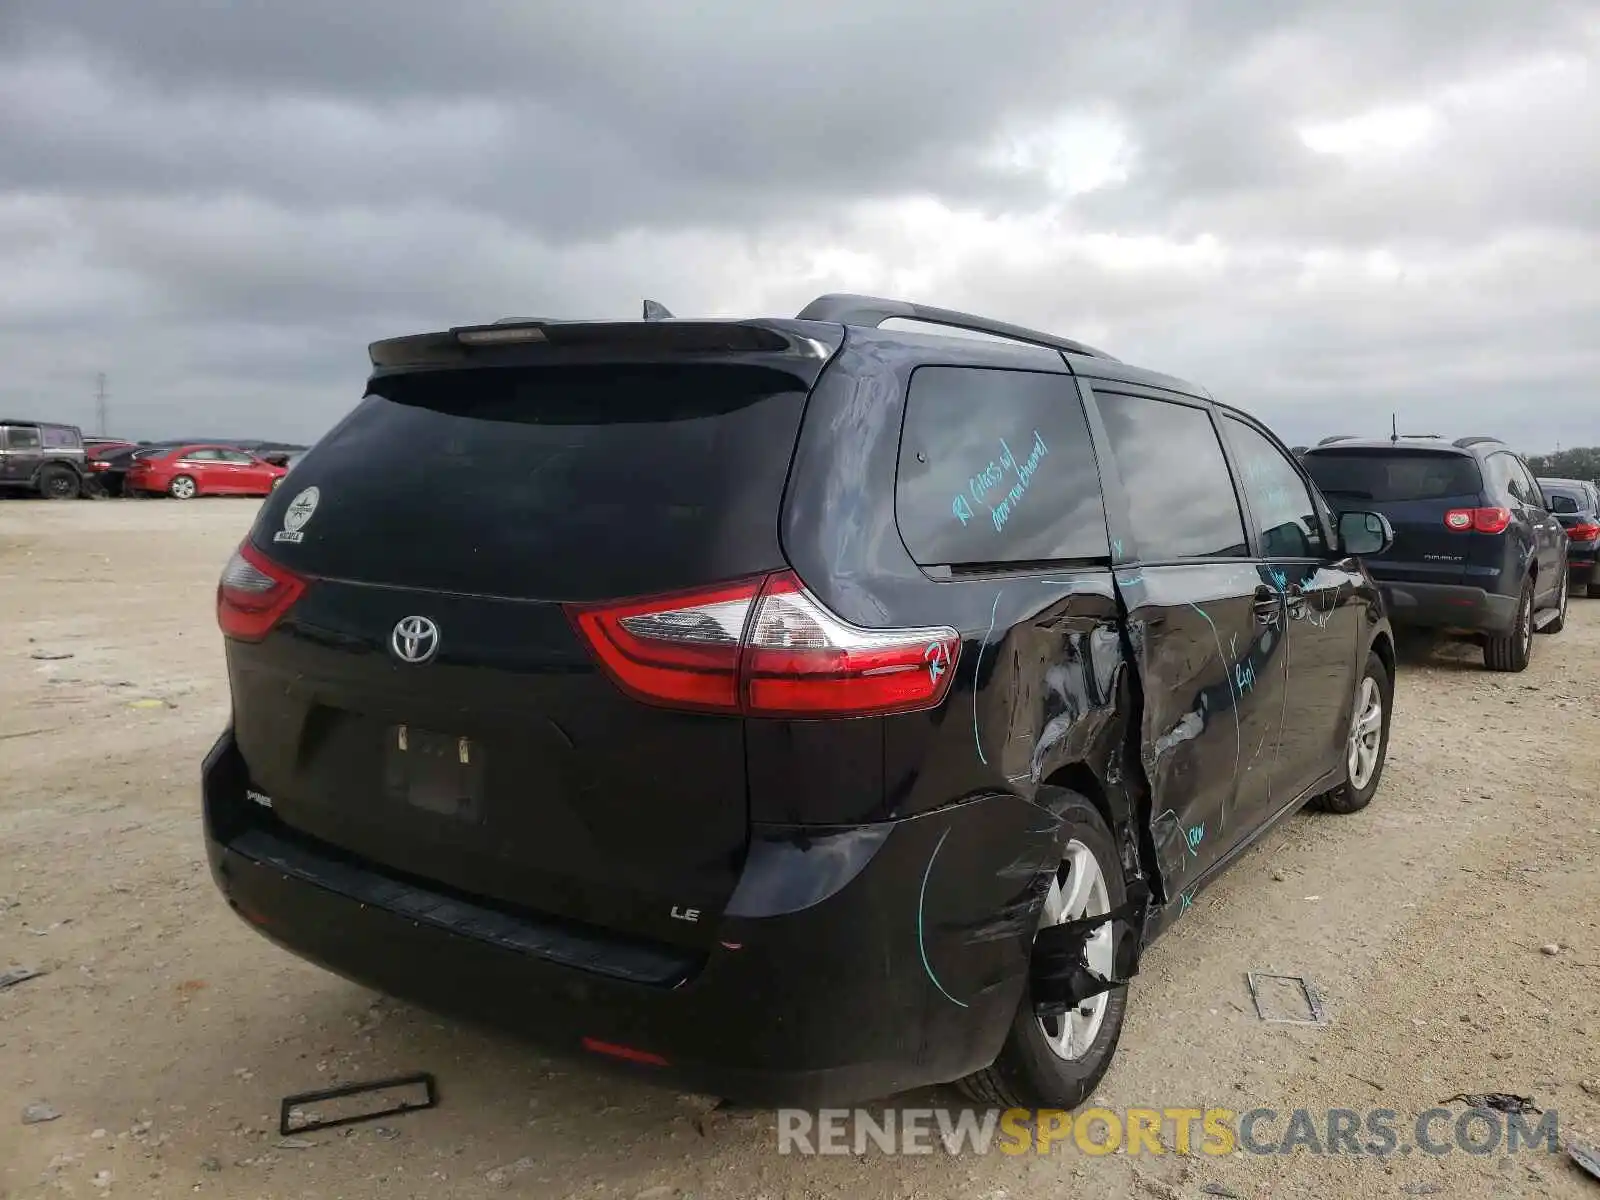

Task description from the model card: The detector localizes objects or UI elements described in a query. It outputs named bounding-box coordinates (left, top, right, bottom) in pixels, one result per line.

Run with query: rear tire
left=957, top=792, right=1128, bottom=1110
left=1588, top=581, right=1600, bottom=600
left=1483, top=580, right=1533, bottom=672
left=39, top=465, right=80, bottom=500
left=168, top=474, right=198, bottom=500
left=1311, top=651, right=1391, bottom=814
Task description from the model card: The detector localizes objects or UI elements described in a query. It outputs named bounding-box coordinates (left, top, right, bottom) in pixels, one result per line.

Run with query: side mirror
left=1338, top=510, right=1393, bottom=557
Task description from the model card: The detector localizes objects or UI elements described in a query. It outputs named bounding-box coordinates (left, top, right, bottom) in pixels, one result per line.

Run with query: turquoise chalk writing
left=991, top=432, right=1050, bottom=532
left=1185, top=824, right=1205, bottom=855
left=1235, top=661, right=1256, bottom=693
left=949, top=429, right=1051, bottom=531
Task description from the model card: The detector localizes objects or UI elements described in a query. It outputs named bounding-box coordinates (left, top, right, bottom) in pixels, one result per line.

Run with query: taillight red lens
left=1568, top=522, right=1600, bottom=542
left=1474, top=507, right=1513, bottom=534
left=567, top=577, right=757, bottom=712
left=1444, top=507, right=1512, bottom=534
left=566, top=571, right=961, bottom=718
left=741, top=573, right=961, bottom=717
left=217, top=542, right=307, bottom=642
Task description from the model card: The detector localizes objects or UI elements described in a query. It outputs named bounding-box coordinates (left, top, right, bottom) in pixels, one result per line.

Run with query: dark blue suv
left=1302, top=436, right=1569, bottom=671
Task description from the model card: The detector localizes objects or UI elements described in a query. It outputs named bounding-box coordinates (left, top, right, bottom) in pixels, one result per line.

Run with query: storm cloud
left=2, top=0, right=1596, bottom=447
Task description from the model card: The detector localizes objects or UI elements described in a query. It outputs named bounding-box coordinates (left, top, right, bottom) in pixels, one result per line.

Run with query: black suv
left=1301, top=436, right=1569, bottom=671
left=0, top=419, right=87, bottom=498
left=1537, top=477, right=1600, bottom=599
left=203, top=295, right=1397, bottom=1108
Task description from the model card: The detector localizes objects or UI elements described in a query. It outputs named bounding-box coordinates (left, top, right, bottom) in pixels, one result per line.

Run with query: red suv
left=126, top=445, right=287, bottom=499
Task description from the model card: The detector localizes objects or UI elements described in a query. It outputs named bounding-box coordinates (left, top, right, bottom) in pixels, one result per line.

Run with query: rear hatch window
left=253, top=362, right=813, bottom=601
left=1303, top=449, right=1482, bottom=503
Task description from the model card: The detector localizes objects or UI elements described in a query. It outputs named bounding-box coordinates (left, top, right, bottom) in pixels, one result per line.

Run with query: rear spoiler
left=369, top=319, right=836, bottom=370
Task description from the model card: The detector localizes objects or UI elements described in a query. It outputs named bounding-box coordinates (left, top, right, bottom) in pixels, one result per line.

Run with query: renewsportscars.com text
left=776, top=1106, right=1562, bottom=1158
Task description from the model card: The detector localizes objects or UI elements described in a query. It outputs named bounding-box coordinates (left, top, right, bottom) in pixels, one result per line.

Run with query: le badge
left=274, top=486, right=320, bottom=544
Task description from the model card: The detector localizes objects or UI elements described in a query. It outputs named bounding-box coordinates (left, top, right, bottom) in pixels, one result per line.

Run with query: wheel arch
left=30, top=458, right=85, bottom=484
left=1368, top=629, right=1396, bottom=688
left=1041, top=761, right=1114, bottom=832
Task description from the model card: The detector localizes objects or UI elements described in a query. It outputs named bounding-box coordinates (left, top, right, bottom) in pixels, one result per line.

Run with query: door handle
left=1252, top=586, right=1282, bottom=625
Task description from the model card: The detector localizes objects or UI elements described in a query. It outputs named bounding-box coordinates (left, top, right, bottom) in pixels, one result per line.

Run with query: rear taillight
left=217, top=541, right=307, bottom=642
left=89, top=460, right=109, bottom=472
left=1444, top=507, right=1512, bottom=534
left=567, top=571, right=961, bottom=718
left=1568, top=522, right=1600, bottom=542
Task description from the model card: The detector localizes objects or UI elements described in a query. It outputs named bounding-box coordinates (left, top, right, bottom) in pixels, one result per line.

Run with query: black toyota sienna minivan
left=203, top=295, right=1397, bottom=1109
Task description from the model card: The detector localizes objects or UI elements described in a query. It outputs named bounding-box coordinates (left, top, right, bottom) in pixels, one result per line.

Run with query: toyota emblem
left=391, top=615, right=440, bottom=664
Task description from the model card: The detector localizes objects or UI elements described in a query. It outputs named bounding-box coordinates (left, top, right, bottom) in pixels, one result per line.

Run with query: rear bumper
left=202, top=730, right=1055, bottom=1106
left=1376, top=580, right=1520, bottom=635
left=1566, top=546, right=1597, bottom=577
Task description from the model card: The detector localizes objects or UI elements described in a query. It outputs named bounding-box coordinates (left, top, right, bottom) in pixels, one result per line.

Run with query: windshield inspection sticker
left=274, top=486, right=320, bottom=544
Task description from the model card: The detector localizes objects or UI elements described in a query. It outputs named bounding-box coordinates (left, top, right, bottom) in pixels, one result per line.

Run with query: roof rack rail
left=1452, top=436, right=1502, bottom=449
left=1316, top=435, right=1358, bottom=446
left=795, top=293, right=1117, bottom=360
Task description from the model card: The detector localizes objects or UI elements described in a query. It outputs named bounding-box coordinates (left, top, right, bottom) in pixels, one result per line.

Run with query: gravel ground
left=2, top=499, right=1598, bottom=1199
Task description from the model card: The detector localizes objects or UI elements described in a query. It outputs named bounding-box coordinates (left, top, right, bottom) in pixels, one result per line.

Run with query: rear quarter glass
left=250, top=362, right=814, bottom=602
left=894, top=366, right=1108, bottom=565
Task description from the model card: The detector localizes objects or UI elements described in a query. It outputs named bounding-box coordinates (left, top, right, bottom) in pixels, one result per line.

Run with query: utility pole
left=95, top=373, right=108, bottom=436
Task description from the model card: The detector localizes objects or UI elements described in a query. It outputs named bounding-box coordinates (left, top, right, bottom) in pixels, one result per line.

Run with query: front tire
left=1311, top=650, right=1391, bottom=814
left=957, top=792, right=1128, bottom=1109
left=1483, top=580, right=1533, bottom=672
left=168, top=474, right=198, bottom=500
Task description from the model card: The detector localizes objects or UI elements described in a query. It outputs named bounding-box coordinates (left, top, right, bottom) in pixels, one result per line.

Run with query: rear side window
left=1507, top=455, right=1543, bottom=506
left=41, top=427, right=78, bottom=449
left=5, top=427, right=41, bottom=450
left=1482, top=452, right=1531, bottom=504
left=1303, top=450, right=1482, bottom=503
left=895, top=367, right=1108, bottom=566
left=1095, top=392, right=1248, bottom=560
left=253, top=362, right=814, bottom=602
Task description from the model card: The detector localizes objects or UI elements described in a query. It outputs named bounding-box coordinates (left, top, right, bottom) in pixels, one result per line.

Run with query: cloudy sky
left=3, top=1, right=1597, bottom=450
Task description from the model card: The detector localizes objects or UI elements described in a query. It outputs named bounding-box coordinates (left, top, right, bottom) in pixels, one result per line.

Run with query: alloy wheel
left=1036, top=840, right=1114, bottom=1062
left=1347, top=674, right=1383, bottom=791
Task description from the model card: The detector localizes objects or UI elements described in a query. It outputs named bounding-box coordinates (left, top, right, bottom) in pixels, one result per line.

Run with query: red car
left=125, top=444, right=288, bottom=499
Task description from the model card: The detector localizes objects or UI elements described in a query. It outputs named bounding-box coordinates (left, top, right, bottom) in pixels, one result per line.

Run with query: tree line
left=1525, top=446, right=1600, bottom=483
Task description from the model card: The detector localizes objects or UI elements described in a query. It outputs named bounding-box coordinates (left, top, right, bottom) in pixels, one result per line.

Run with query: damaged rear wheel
left=957, top=791, right=1128, bottom=1109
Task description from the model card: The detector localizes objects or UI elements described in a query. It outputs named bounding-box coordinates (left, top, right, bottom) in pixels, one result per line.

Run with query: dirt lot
left=3, top=499, right=1598, bottom=1199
